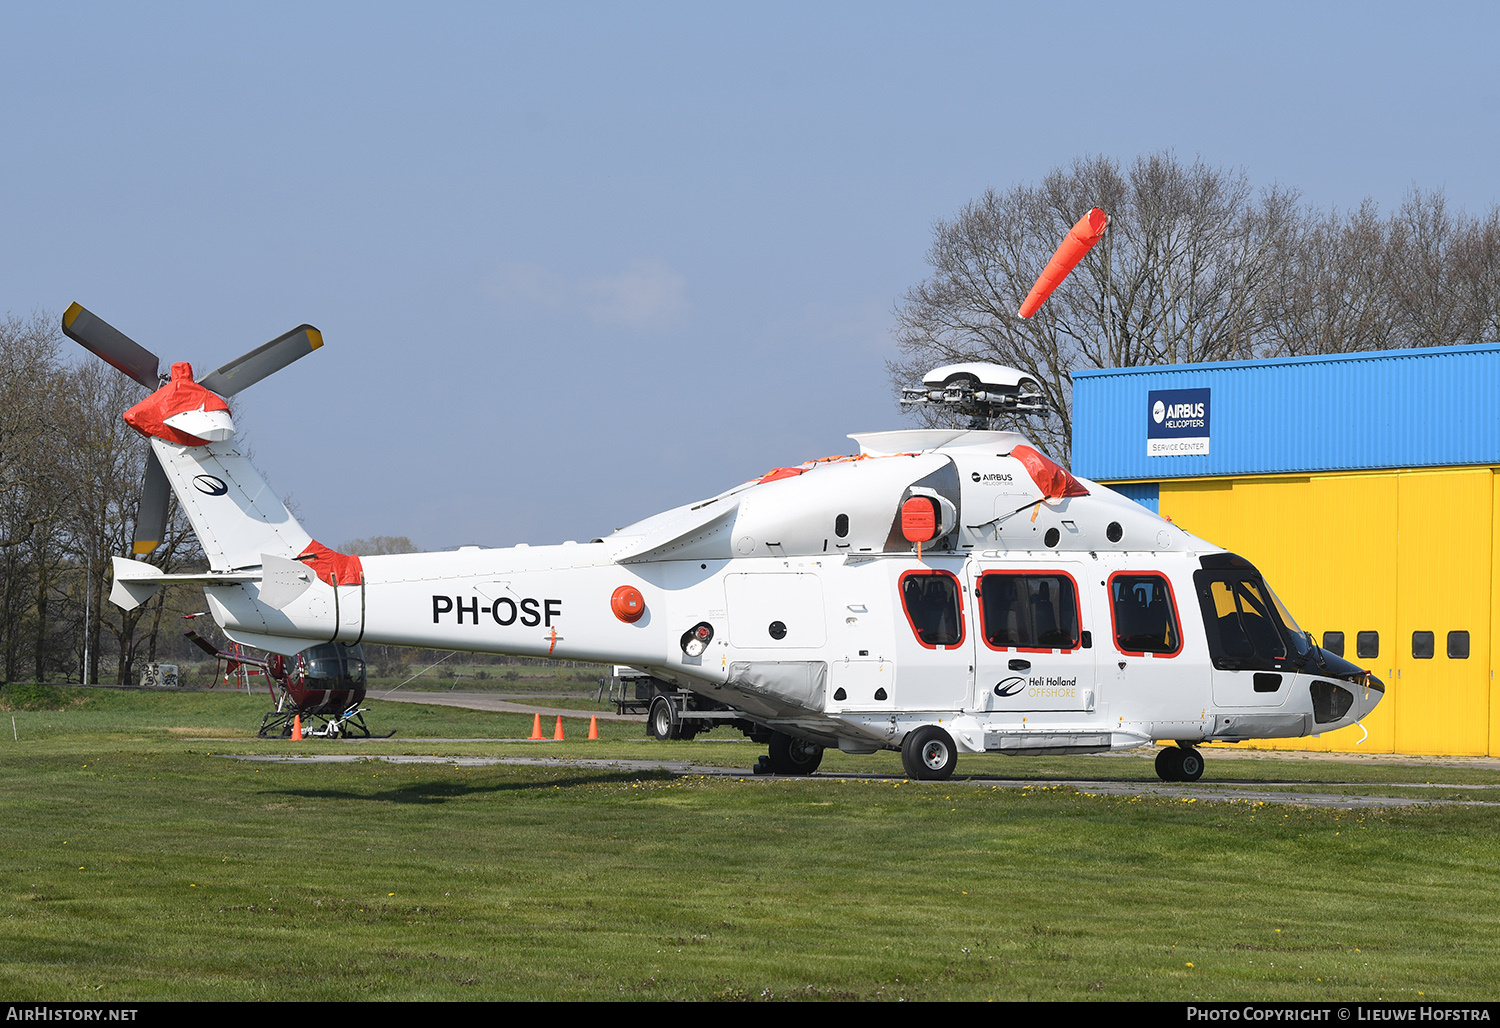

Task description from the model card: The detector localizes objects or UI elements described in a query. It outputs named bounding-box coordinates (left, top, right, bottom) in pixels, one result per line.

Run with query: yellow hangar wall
left=1147, top=467, right=1498, bottom=756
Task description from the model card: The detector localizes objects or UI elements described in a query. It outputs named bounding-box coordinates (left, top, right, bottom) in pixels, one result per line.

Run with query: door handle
left=1008, top=659, right=1031, bottom=672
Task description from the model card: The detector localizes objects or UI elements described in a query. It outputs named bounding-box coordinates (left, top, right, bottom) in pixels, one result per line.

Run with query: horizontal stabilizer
left=258, top=552, right=316, bottom=609
left=110, top=557, right=161, bottom=611
left=107, top=556, right=261, bottom=611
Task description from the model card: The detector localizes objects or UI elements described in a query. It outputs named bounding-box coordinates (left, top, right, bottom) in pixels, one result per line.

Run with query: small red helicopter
left=185, top=619, right=384, bottom=738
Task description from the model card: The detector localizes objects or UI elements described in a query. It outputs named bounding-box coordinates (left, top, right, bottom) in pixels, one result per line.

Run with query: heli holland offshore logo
left=993, top=675, right=1078, bottom=700
left=1147, top=388, right=1210, bottom=457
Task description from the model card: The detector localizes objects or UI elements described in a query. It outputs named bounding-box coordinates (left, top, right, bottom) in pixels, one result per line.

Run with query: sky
left=5, top=1, right=1499, bottom=550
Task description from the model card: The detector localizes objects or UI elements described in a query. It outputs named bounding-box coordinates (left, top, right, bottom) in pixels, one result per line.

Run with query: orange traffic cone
left=292, top=714, right=302, bottom=741
left=587, top=716, right=598, bottom=740
left=553, top=715, right=565, bottom=740
left=529, top=713, right=544, bottom=740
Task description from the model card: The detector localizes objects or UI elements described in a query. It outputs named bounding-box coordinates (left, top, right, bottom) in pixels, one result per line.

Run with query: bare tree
left=0, top=313, right=68, bottom=682
left=1263, top=199, right=1398, bottom=357
left=58, top=362, right=156, bottom=684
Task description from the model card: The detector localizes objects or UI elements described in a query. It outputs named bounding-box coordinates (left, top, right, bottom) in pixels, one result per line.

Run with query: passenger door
left=889, top=560, right=971, bottom=712
left=971, top=563, right=1096, bottom=713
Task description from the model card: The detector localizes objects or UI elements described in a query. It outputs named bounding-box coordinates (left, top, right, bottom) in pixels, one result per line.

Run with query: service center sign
left=1147, top=388, right=1210, bottom=456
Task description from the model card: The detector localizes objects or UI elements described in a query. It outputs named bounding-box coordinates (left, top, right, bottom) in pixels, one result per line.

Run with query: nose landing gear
left=1154, top=744, right=1205, bottom=782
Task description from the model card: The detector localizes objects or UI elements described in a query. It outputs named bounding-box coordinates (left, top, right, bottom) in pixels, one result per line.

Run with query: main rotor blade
left=197, top=325, right=323, bottom=397
left=133, top=447, right=170, bottom=556
left=61, top=303, right=160, bottom=389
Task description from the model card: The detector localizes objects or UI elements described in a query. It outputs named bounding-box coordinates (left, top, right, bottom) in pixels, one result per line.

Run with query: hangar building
left=1072, top=343, right=1500, bottom=757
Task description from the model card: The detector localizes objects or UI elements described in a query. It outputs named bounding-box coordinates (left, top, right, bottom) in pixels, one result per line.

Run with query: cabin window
left=1448, top=630, right=1470, bottom=659
left=899, top=569, right=965, bottom=649
left=1322, top=631, right=1345, bottom=657
left=1412, top=631, right=1435, bottom=659
left=1357, top=631, right=1379, bottom=659
left=1110, top=573, right=1181, bottom=656
left=978, top=572, right=1080, bottom=651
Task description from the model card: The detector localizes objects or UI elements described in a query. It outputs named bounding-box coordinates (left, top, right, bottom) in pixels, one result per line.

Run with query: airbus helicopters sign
left=1147, top=388, right=1211, bottom=456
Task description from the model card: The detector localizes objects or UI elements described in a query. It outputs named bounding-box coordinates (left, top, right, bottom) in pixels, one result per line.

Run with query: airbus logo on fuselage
left=971, top=472, right=1013, bottom=483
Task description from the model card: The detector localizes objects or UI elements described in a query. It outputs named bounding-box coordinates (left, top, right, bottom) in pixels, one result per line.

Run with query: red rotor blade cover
left=1017, top=208, right=1108, bottom=319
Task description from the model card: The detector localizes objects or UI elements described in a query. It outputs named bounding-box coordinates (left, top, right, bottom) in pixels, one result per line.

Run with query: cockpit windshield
left=301, top=643, right=367, bottom=684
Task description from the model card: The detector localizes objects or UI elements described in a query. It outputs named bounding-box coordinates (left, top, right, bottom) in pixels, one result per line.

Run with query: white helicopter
left=70, top=210, right=1384, bottom=782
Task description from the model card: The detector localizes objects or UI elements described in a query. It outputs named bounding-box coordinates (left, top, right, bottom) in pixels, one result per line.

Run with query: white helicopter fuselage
left=122, top=424, right=1383, bottom=770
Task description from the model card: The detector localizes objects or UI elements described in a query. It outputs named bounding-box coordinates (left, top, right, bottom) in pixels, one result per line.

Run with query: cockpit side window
left=978, top=572, right=1081, bottom=651
left=1192, top=570, right=1293, bottom=670
left=899, top=569, right=965, bottom=649
left=1109, top=573, right=1181, bottom=656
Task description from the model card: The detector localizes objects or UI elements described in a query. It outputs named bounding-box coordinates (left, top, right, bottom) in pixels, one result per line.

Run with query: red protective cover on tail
left=1012, top=445, right=1089, bottom=499
left=122, top=362, right=231, bottom=446
left=1017, top=208, right=1108, bottom=319
left=297, top=540, right=364, bottom=587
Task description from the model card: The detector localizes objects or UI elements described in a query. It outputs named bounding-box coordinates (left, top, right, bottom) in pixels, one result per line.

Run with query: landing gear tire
left=1155, top=745, right=1204, bottom=782
left=1154, top=746, right=1177, bottom=780
left=901, top=726, right=957, bottom=781
left=1176, top=747, right=1205, bottom=782
left=766, top=731, right=824, bottom=775
left=648, top=696, right=678, bottom=741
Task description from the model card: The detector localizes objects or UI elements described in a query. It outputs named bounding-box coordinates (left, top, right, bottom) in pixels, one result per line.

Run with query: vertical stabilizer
left=151, top=436, right=313, bottom=571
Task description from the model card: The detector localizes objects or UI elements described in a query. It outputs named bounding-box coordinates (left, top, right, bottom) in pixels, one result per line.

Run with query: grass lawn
left=1, top=686, right=1497, bottom=1001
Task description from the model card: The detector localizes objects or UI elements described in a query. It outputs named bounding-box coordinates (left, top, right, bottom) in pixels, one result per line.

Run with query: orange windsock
left=1017, top=208, right=1108, bottom=318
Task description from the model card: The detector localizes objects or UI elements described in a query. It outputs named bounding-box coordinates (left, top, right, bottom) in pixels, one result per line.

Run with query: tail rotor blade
left=197, top=325, right=323, bottom=397
left=61, top=303, right=160, bottom=389
left=184, top=630, right=224, bottom=658
left=133, top=447, right=171, bottom=556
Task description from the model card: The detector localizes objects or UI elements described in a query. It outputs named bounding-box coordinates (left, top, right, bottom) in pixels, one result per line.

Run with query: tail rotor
left=62, top=302, right=326, bottom=557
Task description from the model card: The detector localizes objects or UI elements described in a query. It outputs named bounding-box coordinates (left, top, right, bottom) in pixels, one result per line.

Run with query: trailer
left=601, top=665, right=767, bottom=743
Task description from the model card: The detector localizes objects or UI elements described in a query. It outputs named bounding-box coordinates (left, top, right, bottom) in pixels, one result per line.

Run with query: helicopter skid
left=258, top=707, right=392, bottom=740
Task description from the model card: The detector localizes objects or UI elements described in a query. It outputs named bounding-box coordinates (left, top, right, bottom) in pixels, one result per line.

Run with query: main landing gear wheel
left=901, top=725, right=957, bottom=781
left=648, top=696, right=678, bottom=741
left=765, top=731, right=824, bottom=775
left=1155, top=745, right=1205, bottom=782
